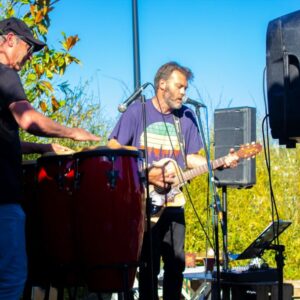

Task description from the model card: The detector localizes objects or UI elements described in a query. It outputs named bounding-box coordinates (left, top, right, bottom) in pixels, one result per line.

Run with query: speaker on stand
left=267, top=9, right=300, bottom=148
left=213, top=107, right=257, bottom=274
left=214, top=107, right=257, bottom=188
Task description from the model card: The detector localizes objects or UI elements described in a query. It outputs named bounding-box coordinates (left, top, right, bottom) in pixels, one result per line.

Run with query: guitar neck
left=176, top=156, right=227, bottom=185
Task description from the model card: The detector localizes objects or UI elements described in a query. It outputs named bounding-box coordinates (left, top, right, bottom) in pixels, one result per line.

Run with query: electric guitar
left=149, top=142, right=262, bottom=222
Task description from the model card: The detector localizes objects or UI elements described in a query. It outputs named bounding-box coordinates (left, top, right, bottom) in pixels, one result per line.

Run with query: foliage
left=185, top=144, right=300, bottom=279
left=1, top=1, right=111, bottom=156
left=1, top=0, right=81, bottom=107
left=21, top=80, right=112, bottom=161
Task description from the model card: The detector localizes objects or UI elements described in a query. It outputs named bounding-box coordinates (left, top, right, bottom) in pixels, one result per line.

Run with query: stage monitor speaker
left=267, top=9, right=300, bottom=147
left=214, top=107, right=256, bottom=188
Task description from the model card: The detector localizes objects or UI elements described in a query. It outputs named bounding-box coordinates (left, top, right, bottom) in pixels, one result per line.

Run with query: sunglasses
left=17, top=35, right=34, bottom=55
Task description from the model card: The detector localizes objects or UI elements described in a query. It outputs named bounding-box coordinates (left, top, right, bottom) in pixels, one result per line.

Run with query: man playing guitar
left=109, top=61, right=238, bottom=300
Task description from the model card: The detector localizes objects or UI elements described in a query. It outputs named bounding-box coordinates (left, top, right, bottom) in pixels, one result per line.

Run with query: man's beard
left=164, top=87, right=183, bottom=110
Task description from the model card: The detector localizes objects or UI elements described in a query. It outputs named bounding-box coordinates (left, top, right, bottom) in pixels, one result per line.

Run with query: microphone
left=118, top=82, right=151, bottom=113
left=183, top=96, right=206, bottom=108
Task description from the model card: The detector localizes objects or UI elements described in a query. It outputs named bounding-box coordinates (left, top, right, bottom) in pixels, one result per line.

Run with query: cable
left=155, top=93, right=215, bottom=251
left=262, top=66, right=280, bottom=245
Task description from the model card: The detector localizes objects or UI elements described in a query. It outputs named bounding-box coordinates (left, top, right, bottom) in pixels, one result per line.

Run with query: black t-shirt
left=0, top=63, right=27, bottom=204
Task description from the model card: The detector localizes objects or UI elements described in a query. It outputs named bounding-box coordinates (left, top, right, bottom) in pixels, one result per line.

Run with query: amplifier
left=216, top=268, right=278, bottom=283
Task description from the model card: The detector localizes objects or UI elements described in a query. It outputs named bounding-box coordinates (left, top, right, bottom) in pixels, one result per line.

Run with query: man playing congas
left=0, top=17, right=99, bottom=300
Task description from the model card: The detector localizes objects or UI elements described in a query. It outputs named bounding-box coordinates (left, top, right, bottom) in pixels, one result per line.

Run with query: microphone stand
left=193, top=105, right=222, bottom=300
left=140, top=95, right=155, bottom=300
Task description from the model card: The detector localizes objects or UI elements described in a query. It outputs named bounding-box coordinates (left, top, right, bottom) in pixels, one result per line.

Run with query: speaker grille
left=267, top=10, right=300, bottom=147
left=214, top=107, right=256, bottom=187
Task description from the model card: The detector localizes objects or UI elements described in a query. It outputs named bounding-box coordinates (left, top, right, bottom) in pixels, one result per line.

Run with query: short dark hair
left=154, top=61, right=194, bottom=91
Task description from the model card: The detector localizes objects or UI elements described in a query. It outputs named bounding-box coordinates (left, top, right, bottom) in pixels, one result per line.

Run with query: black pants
left=139, top=207, right=185, bottom=300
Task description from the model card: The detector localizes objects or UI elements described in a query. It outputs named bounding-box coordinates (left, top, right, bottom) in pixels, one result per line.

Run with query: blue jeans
left=0, top=204, right=27, bottom=300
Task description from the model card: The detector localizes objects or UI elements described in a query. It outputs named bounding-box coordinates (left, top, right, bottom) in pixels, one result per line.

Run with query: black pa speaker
left=267, top=10, right=300, bottom=147
left=214, top=107, right=256, bottom=188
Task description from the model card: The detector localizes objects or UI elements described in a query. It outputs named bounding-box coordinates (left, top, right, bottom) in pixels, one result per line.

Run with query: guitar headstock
left=237, top=142, right=262, bottom=159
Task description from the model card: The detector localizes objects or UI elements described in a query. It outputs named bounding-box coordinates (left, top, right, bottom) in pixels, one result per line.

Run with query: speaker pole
left=193, top=106, right=222, bottom=300
left=222, top=186, right=229, bottom=271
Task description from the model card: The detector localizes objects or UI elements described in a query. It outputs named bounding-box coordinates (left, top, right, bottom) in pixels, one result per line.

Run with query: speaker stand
left=267, top=244, right=285, bottom=300
left=221, top=186, right=229, bottom=271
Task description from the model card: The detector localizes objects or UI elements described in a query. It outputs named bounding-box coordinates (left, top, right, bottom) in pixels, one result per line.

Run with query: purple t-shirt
left=109, top=99, right=203, bottom=169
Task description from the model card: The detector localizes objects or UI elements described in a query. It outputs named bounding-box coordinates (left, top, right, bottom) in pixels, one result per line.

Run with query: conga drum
left=73, top=148, right=145, bottom=292
left=36, top=153, right=79, bottom=286
left=21, top=160, right=48, bottom=286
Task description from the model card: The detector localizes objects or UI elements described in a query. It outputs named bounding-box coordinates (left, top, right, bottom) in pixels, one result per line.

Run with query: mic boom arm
left=118, top=82, right=151, bottom=113
left=183, top=96, right=206, bottom=107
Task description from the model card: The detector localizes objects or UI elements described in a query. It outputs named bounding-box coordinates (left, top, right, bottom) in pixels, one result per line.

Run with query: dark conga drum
left=21, top=160, right=37, bottom=206
left=73, top=148, right=145, bottom=292
left=36, top=153, right=79, bottom=286
left=21, top=160, right=48, bottom=285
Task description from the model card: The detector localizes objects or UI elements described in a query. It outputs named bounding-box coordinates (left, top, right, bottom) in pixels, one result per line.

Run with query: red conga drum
left=73, top=147, right=145, bottom=292
left=36, top=153, right=79, bottom=286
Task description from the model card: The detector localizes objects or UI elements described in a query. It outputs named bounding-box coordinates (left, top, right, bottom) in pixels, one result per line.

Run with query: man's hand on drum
left=69, top=128, right=100, bottom=142
left=148, top=160, right=176, bottom=189
left=47, top=143, right=75, bottom=154
left=21, top=141, right=74, bottom=155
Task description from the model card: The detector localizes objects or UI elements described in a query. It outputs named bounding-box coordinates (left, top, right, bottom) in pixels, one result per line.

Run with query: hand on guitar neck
left=149, top=142, right=262, bottom=221
left=222, top=147, right=240, bottom=169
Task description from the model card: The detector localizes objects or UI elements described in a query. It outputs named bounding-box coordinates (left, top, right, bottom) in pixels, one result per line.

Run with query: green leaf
left=27, top=73, right=37, bottom=81
left=37, top=23, right=48, bottom=35
left=45, top=69, right=53, bottom=79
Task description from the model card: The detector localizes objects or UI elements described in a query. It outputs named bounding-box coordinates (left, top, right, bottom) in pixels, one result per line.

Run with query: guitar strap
left=173, top=111, right=188, bottom=170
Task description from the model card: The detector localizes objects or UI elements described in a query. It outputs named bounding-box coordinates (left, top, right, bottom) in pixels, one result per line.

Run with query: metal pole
left=132, top=0, right=141, bottom=89
left=194, top=106, right=221, bottom=300
left=222, top=186, right=228, bottom=271
left=132, top=4, right=154, bottom=299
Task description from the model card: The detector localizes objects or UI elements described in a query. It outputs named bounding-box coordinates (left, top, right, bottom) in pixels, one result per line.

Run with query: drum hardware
left=106, top=169, right=119, bottom=189
left=137, top=156, right=146, bottom=184
left=56, top=159, right=74, bottom=192
left=57, top=160, right=64, bottom=190
left=107, top=154, right=118, bottom=188
left=74, top=158, right=81, bottom=190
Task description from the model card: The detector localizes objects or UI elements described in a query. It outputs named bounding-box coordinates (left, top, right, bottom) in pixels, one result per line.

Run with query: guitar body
left=149, top=158, right=186, bottom=223
left=148, top=189, right=186, bottom=226
left=148, top=143, right=262, bottom=225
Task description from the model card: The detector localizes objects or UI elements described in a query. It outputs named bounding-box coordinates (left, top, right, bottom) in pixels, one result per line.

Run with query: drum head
left=73, top=147, right=141, bottom=159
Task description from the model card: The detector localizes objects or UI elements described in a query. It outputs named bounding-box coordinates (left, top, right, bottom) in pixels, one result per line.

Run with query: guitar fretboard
left=174, top=156, right=227, bottom=186
left=170, top=143, right=261, bottom=187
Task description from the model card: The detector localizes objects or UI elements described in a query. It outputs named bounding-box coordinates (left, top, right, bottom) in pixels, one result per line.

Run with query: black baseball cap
left=0, top=17, right=46, bottom=52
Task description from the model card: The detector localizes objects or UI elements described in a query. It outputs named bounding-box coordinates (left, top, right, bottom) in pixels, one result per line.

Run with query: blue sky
left=47, top=0, right=300, bottom=122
